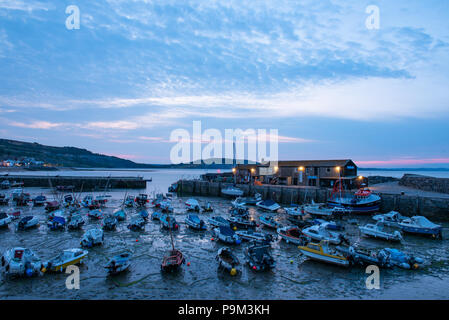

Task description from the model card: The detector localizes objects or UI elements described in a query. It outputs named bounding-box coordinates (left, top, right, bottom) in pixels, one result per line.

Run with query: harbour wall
left=399, top=174, right=449, bottom=195
left=0, top=175, right=147, bottom=190
left=178, top=180, right=449, bottom=221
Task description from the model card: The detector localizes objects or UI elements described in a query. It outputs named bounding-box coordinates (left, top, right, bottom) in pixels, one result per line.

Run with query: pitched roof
left=237, top=159, right=355, bottom=168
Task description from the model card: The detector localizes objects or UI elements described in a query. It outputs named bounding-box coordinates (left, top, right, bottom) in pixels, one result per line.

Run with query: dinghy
left=0, top=211, right=12, bottom=228
left=1, top=247, right=44, bottom=277
left=138, top=208, right=149, bottom=219
left=161, top=215, right=185, bottom=273
left=32, top=195, right=46, bottom=206
left=372, top=211, right=407, bottom=228
left=256, top=199, right=281, bottom=212
left=221, top=186, right=244, bottom=197
left=399, top=216, right=442, bottom=238
left=105, top=253, right=131, bottom=275
left=302, top=224, right=346, bottom=245
left=245, top=243, right=276, bottom=271
left=208, top=216, right=231, bottom=228
left=160, top=214, right=179, bottom=230
left=259, top=215, right=282, bottom=229
left=44, top=248, right=88, bottom=272
left=228, top=216, right=257, bottom=229
left=185, top=198, right=200, bottom=211
left=235, top=230, right=274, bottom=244
left=47, top=216, right=66, bottom=231
left=45, top=201, right=60, bottom=213
left=284, top=205, right=304, bottom=217
left=277, top=226, right=308, bottom=245
left=113, top=208, right=126, bottom=221
left=80, top=228, right=104, bottom=247
left=17, top=216, right=39, bottom=231
left=127, top=214, right=145, bottom=231
left=185, top=214, right=207, bottom=231
left=213, top=226, right=242, bottom=244
left=151, top=210, right=162, bottom=221
left=216, top=247, right=240, bottom=275
left=298, top=241, right=350, bottom=267
left=88, top=209, right=103, bottom=219
left=102, top=214, right=118, bottom=231
left=67, top=214, right=85, bottom=230
left=359, top=222, right=403, bottom=242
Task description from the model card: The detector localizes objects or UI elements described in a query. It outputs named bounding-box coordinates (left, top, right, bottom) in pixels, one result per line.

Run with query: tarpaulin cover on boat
left=411, top=216, right=440, bottom=228
left=219, top=226, right=235, bottom=236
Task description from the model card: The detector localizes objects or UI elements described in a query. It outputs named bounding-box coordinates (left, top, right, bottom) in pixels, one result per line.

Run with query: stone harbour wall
left=399, top=174, right=449, bottom=195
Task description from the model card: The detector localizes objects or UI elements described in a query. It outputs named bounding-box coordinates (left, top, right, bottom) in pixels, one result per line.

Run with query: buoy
left=413, top=263, right=419, bottom=269
left=233, top=226, right=237, bottom=231
left=211, top=238, right=214, bottom=241
left=136, top=239, right=139, bottom=242
left=187, top=262, right=190, bottom=266
left=230, top=268, right=237, bottom=276
left=290, top=260, right=293, bottom=264
left=252, top=266, right=257, bottom=270
left=41, top=267, right=47, bottom=273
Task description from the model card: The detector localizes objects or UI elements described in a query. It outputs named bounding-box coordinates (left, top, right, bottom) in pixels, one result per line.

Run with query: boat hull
left=299, top=248, right=349, bottom=267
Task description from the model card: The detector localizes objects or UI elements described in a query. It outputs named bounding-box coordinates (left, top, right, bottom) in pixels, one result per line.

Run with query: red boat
left=161, top=249, right=185, bottom=272
left=45, top=201, right=60, bottom=212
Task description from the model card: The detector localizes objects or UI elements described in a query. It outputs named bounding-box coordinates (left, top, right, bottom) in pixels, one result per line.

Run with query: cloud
left=8, top=120, right=65, bottom=129
left=0, top=0, right=50, bottom=12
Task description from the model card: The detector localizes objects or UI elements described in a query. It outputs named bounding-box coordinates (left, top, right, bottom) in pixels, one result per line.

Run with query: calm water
left=1, top=169, right=449, bottom=299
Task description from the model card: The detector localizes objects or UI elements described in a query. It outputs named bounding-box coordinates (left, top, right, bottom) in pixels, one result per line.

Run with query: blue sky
left=0, top=0, right=448, bottom=166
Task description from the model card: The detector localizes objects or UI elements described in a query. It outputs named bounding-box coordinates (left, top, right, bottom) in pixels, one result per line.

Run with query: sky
left=0, top=0, right=448, bottom=167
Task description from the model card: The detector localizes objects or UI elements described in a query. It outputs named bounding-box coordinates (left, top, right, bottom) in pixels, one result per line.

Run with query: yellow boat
left=298, top=241, right=349, bottom=267
left=43, top=248, right=88, bottom=272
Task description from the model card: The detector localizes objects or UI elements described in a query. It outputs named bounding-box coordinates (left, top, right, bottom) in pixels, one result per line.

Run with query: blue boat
left=127, top=215, right=145, bottom=231
left=213, top=226, right=241, bottom=244
left=102, top=214, right=118, bottom=231
left=259, top=215, right=282, bottom=229
left=313, top=219, right=345, bottom=231
left=208, top=216, right=230, bottom=228
left=113, top=208, right=126, bottom=221
left=185, top=214, right=207, bottom=230
left=88, top=209, right=103, bottom=219
left=105, top=253, right=132, bottom=275
left=138, top=209, right=149, bottom=219
left=160, top=214, right=179, bottom=230
left=399, top=216, right=442, bottom=238
left=47, top=216, right=66, bottom=231
left=151, top=211, right=161, bottom=221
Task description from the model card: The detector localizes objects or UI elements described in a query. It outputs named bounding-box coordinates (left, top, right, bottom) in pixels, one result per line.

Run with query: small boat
left=13, top=192, right=31, bottom=206
left=105, top=253, right=131, bottom=275
left=47, top=208, right=65, bottom=221
left=43, top=248, right=88, bottom=272
left=0, top=211, right=12, bottom=228
left=81, top=195, right=94, bottom=208
left=398, top=216, right=442, bottom=238
left=377, top=248, right=425, bottom=269
left=372, top=211, right=407, bottom=228
left=185, top=198, right=200, bottom=211
left=160, top=214, right=179, bottom=230
left=45, top=201, right=60, bottom=213
left=202, top=202, right=213, bottom=212
left=231, top=197, right=247, bottom=209
left=245, top=243, right=276, bottom=271
left=327, top=187, right=381, bottom=214
left=138, top=208, right=149, bottom=219
left=160, top=200, right=173, bottom=213
left=102, top=214, right=118, bottom=231
left=67, top=214, right=85, bottom=230
left=124, top=195, right=135, bottom=208
left=1, top=247, right=44, bottom=277
left=47, top=216, right=66, bottom=231
left=302, top=224, right=346, bottom=245
left=151, top=193, right=166, bottom=207
left=208, top=216, right=231, bottom=228
left=221, top=186, right=244, bottom=197
left=229, top=206, right=249, bottom=217
left=256, top=199, right=281, bottom=212
left=312, top=219, right=345, bottom=231
left=277, top=226, right=308, bottom=245
left=0, top=180, right=10, bottom=189
left=11, top=188, right=24, bottom=201
left=168, top=182, right=178, bottom=193
left=243, top=193, right=262, bottom=205
left=151, top=210, right=162, bottom=221
left=7, top=208, right=21, bottom=220
left=88, top=209, right=103, bottom=219
left=299, top=241, right=350, bottom=267
left=284, top=205, right=304, bottom=217
left=63, top=194, right=75, bottom=207
left=127, top=214, right=146, bottom=231
left=95, top=195, right=110, bottom=206
left=287, top=215, right=314, bottom=228
left=359, top=222, right=403, bottom=242
left=185, top=214, right=207, bottom=230
left=80, top=228, right=104, bottom=247
left=17, top=216, right=39, bottom=231
left=0, top=193, right=9, bottom=205
left=303, top=204, right=349, bottom=217
left=135, top=194, right=149, bottom=207
left=161, top=249, right=185, bottom=272
left=259, top=215, right=282, bottom=229
left=228, top=216, right=257, bottom=229
left=213, top=226, right=242, bottom=244
left=32, top=195, right=47, bottom=206
left=216, top=247, right=240, bottom=275
left=235, top=230, right=274, bottom=244
left=113, top=208, right=126, bottom=221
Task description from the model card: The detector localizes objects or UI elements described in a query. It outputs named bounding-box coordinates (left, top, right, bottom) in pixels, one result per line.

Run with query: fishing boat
left=160, top=200, right=173, bottom=213
left=81, top=195, right=94, bottom=208
left=221, top=186, right=244, bottom=197
left=124, top=195, right=135, bottom=208
left=161, top=214, right=185, bottom=273
left=63, top=194, right=75, bottom=207
left=243, top=193, right=262, bottom=205
left=113, top=208, right=126, bottom=221
left=43, top=248, right=88, bottom=272
left=127, top=215, right=145, bottom=231
left=216, top=247, right=240, bottom=275
left=151, top=210, right=162, bottom=221
left=312, top=219, right=345, bottom=231
left=228, top=216, right=257, bottom=229
left=208, top=216, right=231, bottom=228
left=298, top=241, right=350, bottom=267
left=13, top=192, right=31, bottom=206
left=105, top=253, right=131, bottom=275
left=88, top=209, right=103, bottom=219
left=303, top=203, right=349, bottom=217
left=284, top=205, right=304, bottom=217
left=47, top=216, right=66, bottom=231
left=185, top=214, right=207, bottom=231
left=202, top=202, right=213, bottom=212
left=302, top=224, right=346, bottom=245
left=372, top=211, right=407, bottom=228
left=95, top=195, right=110, bottom=207
left=67, top=214, right=85, bottom=230
left=185, top=198, right=200, bottom=211
left=135, top=194, right=149, bottom=207
left=0, top=193, right=9, bottom=205
left=256, top=199, right=281, bottom=212
left=160, top=214, right=179, bottom=230
left=259, top=215, right=282, bottom=229
left=235, top=230, right=274, bottom=244
left=7, top=208, right=21, bottom=220
left=32, top=195, right=47, bottom=206
left=151, top=193, right=166, bottom=207
left=359, top=222, right=403, bottom=242
left=213, top=226, right=242, bottom=244
left=229, top=206, right=249, bottom=217
left=1, top=247, right=44, bottom=277
left=102, top=214, right=118, bottom=231
left=327, top=185, right=381, bottom=214
left=138, top=208, right=149, bottom=219
left=399, top=216, right=442, bottom=238
left=277, top=226, right=308, bottom=245
left=80, top=228, right=104, bottom=247
left=45, top=200, right=60, bottom=213
left=17, top=216, right=39, bottom=231
left=245, top=243, right=276, bottom=271
left=287, top=215, right=314, bottom=228
left=0, top=211, right=12, bottom=228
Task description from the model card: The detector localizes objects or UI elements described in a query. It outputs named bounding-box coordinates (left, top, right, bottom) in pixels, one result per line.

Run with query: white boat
left=44, top=248, right=88, bottom=272
left=303, top=204, right=350, bottom=217
left=302, top=224, right=344, bottom=245
left=1, top=180, right=10, bottom=189
left=0, top=211, right=12, bottom=228
left=243, top=193, right=262, bottom=205
left=67, top=214, right=85, bottom=230
left=160, top=200, right=173, bottom=213
left=1, top=247, right=44, bottom=277
left=359, top=222, right=403, bottom=242
left=221, top=187, right=244, bottom=197
left=80, top=228, right=104, bottom=247
left=231, top=197, right=247, bottom=209
left=256, top=199, right=281, bottom=212
left=213, top=226, right=242, bottom=244
left=298, top=241, right=350, bottom=267
left=284, top=205, right=304, bottom=217
left=399, top=216, right=442, bottom=238
left=105, top=253, right=131, bottom=275
left=17, top=216, right=39, bottom=231
left=277, top=226, right=307, bottom=245
left=185, top=198, right=200, bottom=211
left=372, top=211, right=407, bottom=228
